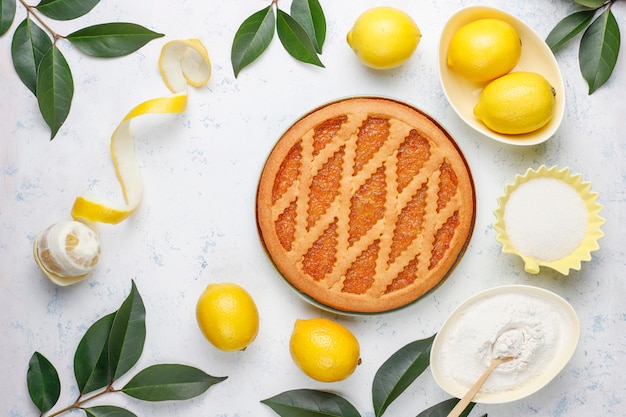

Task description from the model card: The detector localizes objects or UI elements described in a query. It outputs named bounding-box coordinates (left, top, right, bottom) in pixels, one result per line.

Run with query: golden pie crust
left=256, top=97, right=475, bottom=313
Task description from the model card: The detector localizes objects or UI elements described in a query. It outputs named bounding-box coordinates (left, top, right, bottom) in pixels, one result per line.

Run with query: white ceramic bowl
left=430, top=285, right=579, bottom=403
left=439, top=6, right=565, bottom=146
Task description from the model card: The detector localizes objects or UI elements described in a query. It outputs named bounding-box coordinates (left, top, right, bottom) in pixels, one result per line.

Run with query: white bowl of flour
left=430, top=285, right=579, bottom=403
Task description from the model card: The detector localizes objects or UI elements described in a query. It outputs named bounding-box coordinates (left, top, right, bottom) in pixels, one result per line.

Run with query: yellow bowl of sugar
left=494, top=165, right=604, bottom=274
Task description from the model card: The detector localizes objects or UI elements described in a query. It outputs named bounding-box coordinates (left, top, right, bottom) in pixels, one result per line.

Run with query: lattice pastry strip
left=292, top=115, right=416, bottom=274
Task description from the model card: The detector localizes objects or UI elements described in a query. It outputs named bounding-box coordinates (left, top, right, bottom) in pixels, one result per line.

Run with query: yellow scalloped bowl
left=494, top=166, right=604, bottom=274
left=439, top=6, right=565, bottom=145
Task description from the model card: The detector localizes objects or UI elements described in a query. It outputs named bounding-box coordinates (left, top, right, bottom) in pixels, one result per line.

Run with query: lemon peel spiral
left=35, top=39, right=212, bottom=285
left=72, top=39, right=211, bottom=224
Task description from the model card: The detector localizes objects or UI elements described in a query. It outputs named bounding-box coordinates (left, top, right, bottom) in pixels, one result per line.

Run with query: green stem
left=17, top=0, right=63, bottom=42
left=46, top=384, right=118, bottom=417
left=603, top=0, right=620, bottom=9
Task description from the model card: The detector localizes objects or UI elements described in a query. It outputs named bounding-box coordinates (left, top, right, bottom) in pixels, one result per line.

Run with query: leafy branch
left=0, top=0, right=164, bottom=139
left=546, top=0, right=622, bottom=94
left=26, top=281, right=227, bottom=416
left=231, top=0, right=326, bottom=77
left=261, top=335, right=486, bottom=417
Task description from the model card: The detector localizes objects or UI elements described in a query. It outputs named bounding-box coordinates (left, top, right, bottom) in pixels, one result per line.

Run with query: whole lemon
left=347, top=6, right=421, bottom=70
left=290, top=318, right=360, bottom=382
left=196, top=283, right=259, bottom=351
left=447, top=18, right=521, bottom=82
left=474, top=71, right=556, bottom=135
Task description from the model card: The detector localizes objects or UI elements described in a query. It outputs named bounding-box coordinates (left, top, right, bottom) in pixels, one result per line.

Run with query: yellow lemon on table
left=290, top=318, right=360, bottom=382
left=196, top=283, right=259, bottom=351
left=474, top=71, right=556, bottom=135
left=447, top=18, right=521, bottom=82
left=347, top=6, right=421, bottom=70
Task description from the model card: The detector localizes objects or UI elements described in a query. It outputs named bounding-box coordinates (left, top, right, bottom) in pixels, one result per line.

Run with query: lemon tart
left=256, top=97, right=475, bottom=313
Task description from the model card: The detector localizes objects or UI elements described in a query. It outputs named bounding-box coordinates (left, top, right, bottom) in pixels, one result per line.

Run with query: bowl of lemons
left=439, top=6, right=565, bottom=146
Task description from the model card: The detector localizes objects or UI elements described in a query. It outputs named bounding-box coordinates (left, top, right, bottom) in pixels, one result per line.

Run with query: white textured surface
left=1, top=1, right=624, bottom=416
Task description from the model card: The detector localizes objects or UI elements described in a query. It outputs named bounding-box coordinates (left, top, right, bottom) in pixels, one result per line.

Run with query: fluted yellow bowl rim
left=494, top=165, right=604, bottom=274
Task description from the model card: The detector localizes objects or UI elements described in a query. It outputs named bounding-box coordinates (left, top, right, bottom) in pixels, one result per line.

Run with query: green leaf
left=37, top=45, right=73, bottom=140
left=108, top=280, right=146, bottom=380
left=231, top=6, right=275, bottom=78
left=276, top=9, right=324, bottom=68
left=574, top=0, right=606, bottom=8
left=74, top=312, right=116, bottom=394
left=290, top=0, right=326, bottom=54
left=84, top=405, right=138, bottom=417
left=36, top=0, right=101, bottom=21
left=373, top=334, right=435, bottom=417
left=546, top=10, right=596, bottom=53
left=261, top=389, right=361, bottom=417
left=11, top=18, right=52, bottom=95
left=579, top=8, right=620, bottom=94
left=66, top=23, right=164, bottom=57
left=0, top=0, right=16, bottom=35
left=27, top=352, right=61, bottom=413
left=121, top=364, right=227, bottom=401
left=416, top=398, right=475, bottom=417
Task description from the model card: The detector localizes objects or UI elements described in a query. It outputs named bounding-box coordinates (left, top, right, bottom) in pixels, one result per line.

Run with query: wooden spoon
left=446, top=356, right=514, bottom=417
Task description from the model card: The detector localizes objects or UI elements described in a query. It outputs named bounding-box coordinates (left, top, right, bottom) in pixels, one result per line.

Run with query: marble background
left=1, top=0, right=624, bottom=416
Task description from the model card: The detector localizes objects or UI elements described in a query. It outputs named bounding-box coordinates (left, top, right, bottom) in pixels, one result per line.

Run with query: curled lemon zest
left=71, top=39, right=211, bottom=225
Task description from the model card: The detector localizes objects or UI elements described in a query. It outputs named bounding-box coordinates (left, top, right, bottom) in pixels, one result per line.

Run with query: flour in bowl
left=437, top=290, right=573, bottom=393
